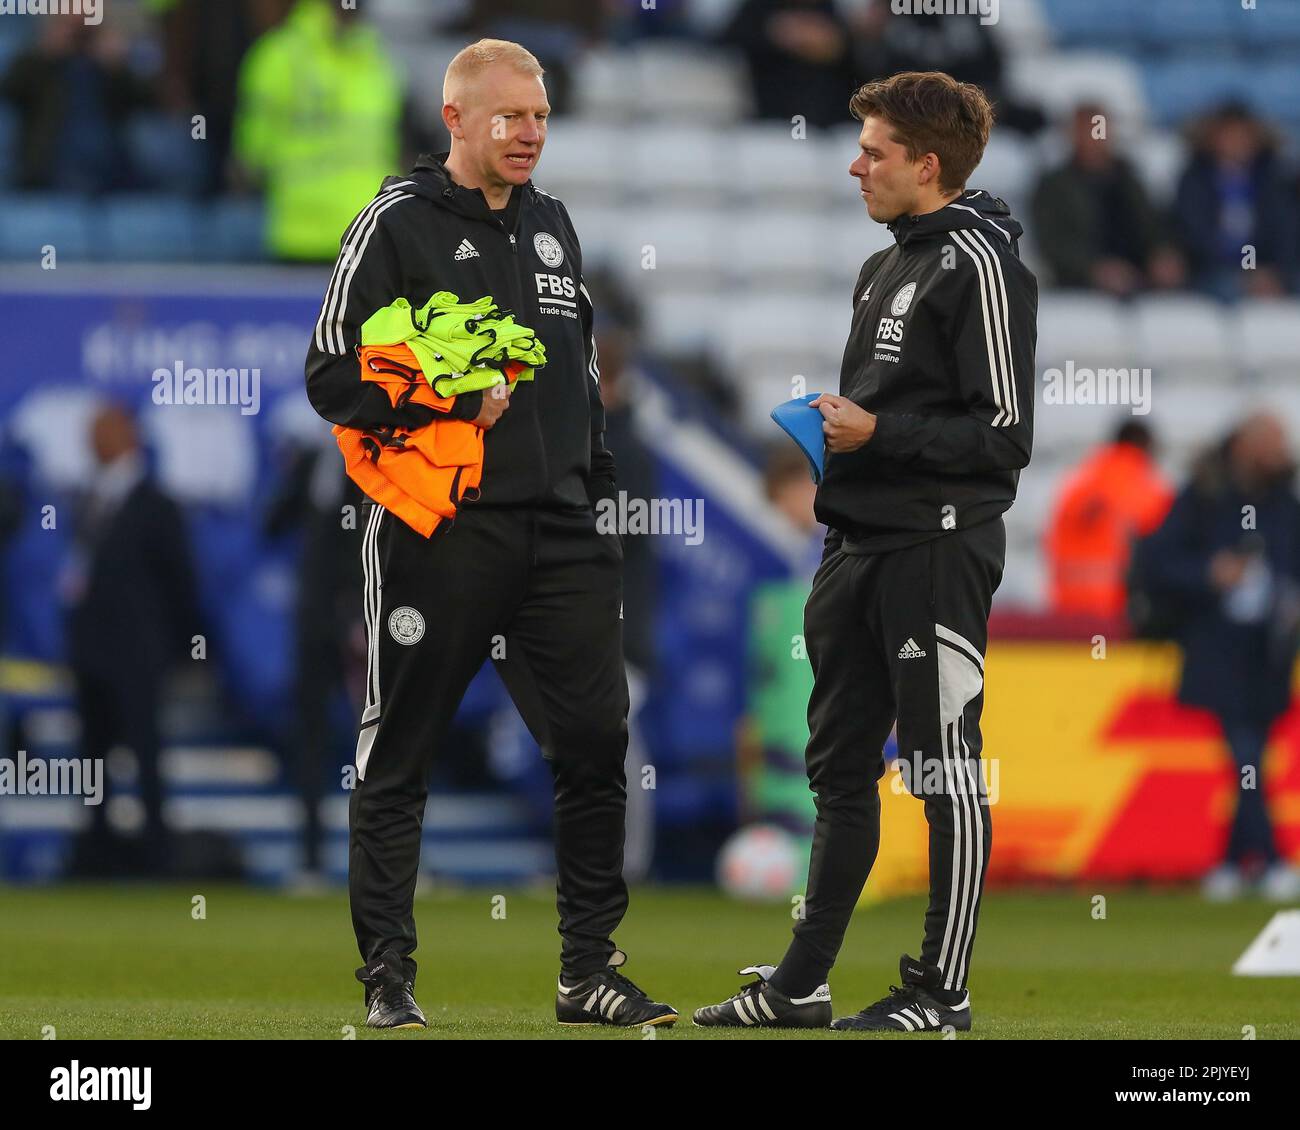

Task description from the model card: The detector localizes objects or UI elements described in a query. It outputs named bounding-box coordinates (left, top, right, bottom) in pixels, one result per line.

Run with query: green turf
left=1, top=884, right=1295, bottom=1039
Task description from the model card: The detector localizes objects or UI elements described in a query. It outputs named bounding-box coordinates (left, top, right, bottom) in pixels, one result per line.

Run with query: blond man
left=306, top=39, right=676, bottom=1030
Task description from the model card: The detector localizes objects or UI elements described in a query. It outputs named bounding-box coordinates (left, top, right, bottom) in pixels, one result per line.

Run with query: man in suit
left=65, top=403, right=201, bottom=877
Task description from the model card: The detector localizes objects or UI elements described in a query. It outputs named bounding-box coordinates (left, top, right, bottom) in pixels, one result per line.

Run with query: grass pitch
left=1, top=884, right=1295, bottom=1039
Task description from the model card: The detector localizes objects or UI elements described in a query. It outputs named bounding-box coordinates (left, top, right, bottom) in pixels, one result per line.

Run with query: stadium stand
left=1, top=0, right=1297, bottom=885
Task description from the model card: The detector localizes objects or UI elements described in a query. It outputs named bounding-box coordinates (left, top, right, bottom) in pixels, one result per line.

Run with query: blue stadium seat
left=1038, top=0, right=1138, bottom=49
left=1131, top=0, right=1244, bottom=49
left=99, top=194, right=200, bottom=261
left=1242, top=2, right=1300, bottom=47
left=1254, top=61, right=1300, bottom=128
left=1143, top=59, right=1255, bottom=127
left=126, top=113, right=208, bottom=195
left=202, top=198, right=267, bottom=262
left=0, top=193, right=92, bottom=261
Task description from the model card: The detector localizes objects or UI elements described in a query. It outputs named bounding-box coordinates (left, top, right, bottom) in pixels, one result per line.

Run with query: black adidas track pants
left=349, top=501, right=630, bottom=986
left=774, top=518, right=1005, bottom=995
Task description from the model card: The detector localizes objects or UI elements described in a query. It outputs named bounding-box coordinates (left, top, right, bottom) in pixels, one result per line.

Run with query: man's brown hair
left=849, top=71, right=994, bottom=193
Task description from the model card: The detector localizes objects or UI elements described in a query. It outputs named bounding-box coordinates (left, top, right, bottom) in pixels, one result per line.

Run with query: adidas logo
left=582, top=984, right=626, bottom=1021
left=733, top=991, right=779, bottom=1025
left=454, top=239, right=479, bottom=261
left=897, top=638, right=927, bottom=660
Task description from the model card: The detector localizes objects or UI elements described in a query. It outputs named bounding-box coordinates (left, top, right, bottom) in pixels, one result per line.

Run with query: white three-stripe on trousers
left=934, top=622, right=988, bottom=991
left=354, top=503, right=385, bottom=780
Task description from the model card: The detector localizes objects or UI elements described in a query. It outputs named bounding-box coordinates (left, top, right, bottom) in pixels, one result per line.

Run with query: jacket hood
left=889, top=188, right=1023, bottom=249
left=380, top=152, right=538, bottom=220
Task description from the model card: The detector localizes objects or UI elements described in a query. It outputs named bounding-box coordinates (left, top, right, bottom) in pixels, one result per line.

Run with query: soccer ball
left=716, top=823, right=800, bottom=901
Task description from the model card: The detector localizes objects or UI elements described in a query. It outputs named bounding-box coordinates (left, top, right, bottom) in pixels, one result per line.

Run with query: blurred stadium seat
left=1151, top=384, right=1248, bottom=458
left=1142, top=59, right=1254, bottom=127
left=1039, top=0, right=1139, bottom=49
left=629, top=124, right=730, bottom=202
left=202, top=199, right=267, bottom=263
left=1242, top=1, right=1300, bottom=47
left=1007, top=51, right=1148, bottom=134
left=642, top=290, right=722, bottom=357
left=632, top=42, right=748, bottom=123
left=1035, top=292, right=1135, bottom=370
left=734, top=125, right=834, bottom=207
left=572, top=45, right=640, bottom=121
left=1131, top=0, right=1242, bottom=49
left=533, top=122, right=624, bottom=207
left=1234, top=298, right=1300, bottom=377
left=607, top=205, right=727, bottom=293
left=725, top=209, right=833, bottom=290
left=714, top=294, right=847, bottom=406
left=1256, top=61, right=1300, bottom=131
left=100, top=195, right=201, bottom=262
left=1132, top=294, right=1234, bottom=382
left=0, top=194, right=93, bottom=260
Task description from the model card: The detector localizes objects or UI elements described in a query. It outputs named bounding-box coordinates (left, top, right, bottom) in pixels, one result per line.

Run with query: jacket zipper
left=460, top=185, right=544, bottom=498
left=507, top=194, right=547, bottom=489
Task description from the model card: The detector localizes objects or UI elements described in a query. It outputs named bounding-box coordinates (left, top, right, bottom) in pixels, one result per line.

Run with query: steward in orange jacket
left=1046, top=422, right=1173, bottom=616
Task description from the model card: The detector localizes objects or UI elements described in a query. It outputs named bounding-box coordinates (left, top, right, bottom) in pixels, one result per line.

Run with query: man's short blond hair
left=443, top=39, right=545, bottom=104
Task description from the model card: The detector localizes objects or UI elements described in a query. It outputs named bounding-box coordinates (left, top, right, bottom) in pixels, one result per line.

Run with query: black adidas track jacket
left=817, top=189, right=1038, bottom=552
left=305, top=152, right=615, bottom=512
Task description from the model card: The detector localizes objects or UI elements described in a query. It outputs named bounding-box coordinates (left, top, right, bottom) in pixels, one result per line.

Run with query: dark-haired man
left=695, top=71, right=1037, bottom=1032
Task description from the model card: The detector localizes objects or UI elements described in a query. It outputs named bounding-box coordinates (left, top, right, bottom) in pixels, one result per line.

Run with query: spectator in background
left=721, top=0, right=857, bottom=129
left=855, top=4, right=1045, bottom=135
left=764, top=441, right=825, bottom=578
left=1045, top=420, right=1173, bottom=618
left=1141, top=413, right=1300, bottom=903
left=232, top=0, right=402, bottom=261
left=1033, top=103, right=1185, bottom=296
left=63, top=404, right=202, bottom=878
left=156, top=0, right=276, bottom=195
left=1174, top=102, right=1297, bottom=302
left=0, top=14, right=154, bottom=193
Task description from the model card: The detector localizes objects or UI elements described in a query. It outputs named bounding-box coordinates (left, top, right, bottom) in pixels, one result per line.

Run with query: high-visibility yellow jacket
left=233, top=0, right=402, bottom=262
